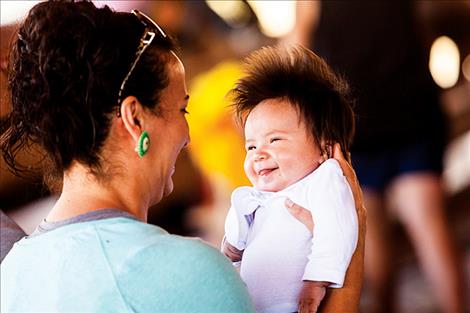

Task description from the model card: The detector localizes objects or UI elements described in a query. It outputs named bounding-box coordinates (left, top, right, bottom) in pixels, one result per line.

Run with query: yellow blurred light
left=429, top=36, right=460, bottom=89
left=462, top=54, right=470, bottom=82
left=247, top=1, right=296, bottom=38
left=206, top=0, right=251, bottom=28
left=187, top=61, right=250, bottom=187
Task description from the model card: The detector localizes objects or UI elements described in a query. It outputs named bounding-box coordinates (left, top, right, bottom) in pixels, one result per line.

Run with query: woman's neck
left=46, top=163, right=149, bottom=222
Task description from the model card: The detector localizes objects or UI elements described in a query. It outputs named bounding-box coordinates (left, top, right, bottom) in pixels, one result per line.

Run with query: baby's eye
left=270, top=137, right=281, bottom=143
left=247, top=145, right=256, bottom=151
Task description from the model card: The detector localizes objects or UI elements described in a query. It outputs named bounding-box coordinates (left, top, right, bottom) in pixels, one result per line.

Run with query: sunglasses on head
left=116, top=10, right=167, bottom=115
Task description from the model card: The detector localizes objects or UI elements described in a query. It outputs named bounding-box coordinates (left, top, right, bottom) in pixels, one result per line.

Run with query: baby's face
left=244, top=98, right=322, bottom=192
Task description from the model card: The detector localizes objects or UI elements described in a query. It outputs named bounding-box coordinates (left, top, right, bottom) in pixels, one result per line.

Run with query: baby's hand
left=298, top=281, right=330, bottom=313
left=224, top=187, right=261, bottom=251
left=222, top=239, right=243, bottom=262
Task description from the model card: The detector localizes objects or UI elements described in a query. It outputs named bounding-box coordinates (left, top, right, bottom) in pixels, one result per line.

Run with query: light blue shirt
left=1, top=216, right=255, bottom=312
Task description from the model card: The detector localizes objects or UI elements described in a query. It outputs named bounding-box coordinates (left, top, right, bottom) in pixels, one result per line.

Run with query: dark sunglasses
left=116, top=9, right=167, bottom=115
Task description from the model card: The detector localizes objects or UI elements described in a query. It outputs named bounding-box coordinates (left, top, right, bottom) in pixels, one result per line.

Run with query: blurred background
left=1, top=1, right=469, bottom=312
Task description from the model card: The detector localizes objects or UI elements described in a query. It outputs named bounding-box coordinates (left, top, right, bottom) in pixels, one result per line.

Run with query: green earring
left=135, top=131, right=150, bottom=158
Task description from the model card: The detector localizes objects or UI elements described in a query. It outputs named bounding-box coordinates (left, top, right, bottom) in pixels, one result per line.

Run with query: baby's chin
left=253, top=182, right=290, bottom=193
left=253, top=174, right=311, bottom=192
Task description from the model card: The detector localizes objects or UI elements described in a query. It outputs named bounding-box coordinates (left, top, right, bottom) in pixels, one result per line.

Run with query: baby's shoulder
left=309, top=159, right=343, bottom=182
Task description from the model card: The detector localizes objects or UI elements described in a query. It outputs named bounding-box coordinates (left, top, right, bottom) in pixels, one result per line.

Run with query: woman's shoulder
left=102, top=220, right=255, bottom=312
left=95, top=218, right=223, bottom=265
left=95, top=218, right=238, bottom=280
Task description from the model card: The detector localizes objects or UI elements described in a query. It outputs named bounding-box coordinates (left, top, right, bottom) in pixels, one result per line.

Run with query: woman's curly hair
left=1, top=0, right=176, bottom=182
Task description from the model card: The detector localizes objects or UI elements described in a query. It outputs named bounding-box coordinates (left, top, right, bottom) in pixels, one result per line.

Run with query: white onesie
left=224, top=159, right=358, bottom=313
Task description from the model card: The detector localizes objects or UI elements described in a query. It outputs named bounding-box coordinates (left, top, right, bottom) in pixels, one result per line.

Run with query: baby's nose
left=254, top=149, right=268, bottom=161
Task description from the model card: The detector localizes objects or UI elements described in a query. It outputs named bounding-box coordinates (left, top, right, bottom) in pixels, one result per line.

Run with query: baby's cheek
left=243, top=158, right=256, bottom=185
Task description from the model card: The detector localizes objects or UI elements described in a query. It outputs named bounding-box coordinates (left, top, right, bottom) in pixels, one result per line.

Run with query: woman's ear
left=120, top=96, right=144, bottom=142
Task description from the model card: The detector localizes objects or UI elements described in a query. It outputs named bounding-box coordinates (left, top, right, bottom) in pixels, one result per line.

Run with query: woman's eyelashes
left=181, top=107, right=189, bottom=114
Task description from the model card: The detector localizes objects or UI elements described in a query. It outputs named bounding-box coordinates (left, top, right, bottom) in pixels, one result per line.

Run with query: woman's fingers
left=285, top=198, right=314, bottom=233
left=319, top=144, right=332, bottom=165
left=332, top=144, right=364, bottom=211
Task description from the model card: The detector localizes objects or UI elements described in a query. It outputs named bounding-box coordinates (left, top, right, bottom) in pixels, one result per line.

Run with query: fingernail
left=285, top=198, right=293, bottom=208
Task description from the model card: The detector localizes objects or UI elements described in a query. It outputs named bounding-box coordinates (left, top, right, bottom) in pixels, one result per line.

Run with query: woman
left=0, top=1, right=365, bottom=312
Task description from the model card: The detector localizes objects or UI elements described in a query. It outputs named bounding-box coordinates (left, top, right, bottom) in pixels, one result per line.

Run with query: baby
left=222, top=45, right=358, bottom=313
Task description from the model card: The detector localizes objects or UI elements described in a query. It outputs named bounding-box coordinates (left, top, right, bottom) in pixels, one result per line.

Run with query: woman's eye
left=181, top=108, right=189, bottom=114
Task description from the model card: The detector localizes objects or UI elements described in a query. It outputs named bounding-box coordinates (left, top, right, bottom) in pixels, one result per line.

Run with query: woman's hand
left=285, top=198, right=314, bottom=232
left=331, top=144, right=365, bottom=215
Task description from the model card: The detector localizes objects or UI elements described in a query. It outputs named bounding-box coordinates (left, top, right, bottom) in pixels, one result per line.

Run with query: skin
left=243, top=98, right=322, bottom=192
left=120, top=53, right=190, bottom=204
left=46, top=52, right=190, bottom=223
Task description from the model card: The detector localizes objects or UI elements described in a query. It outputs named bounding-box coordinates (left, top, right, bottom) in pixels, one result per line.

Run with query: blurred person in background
left=285, top=1, right=465, bottom=313
left=0, top=11, right=43, bottom=263
left=0, top=210, right=25, bottom=262
left=1, top=22, right=48, bottom=231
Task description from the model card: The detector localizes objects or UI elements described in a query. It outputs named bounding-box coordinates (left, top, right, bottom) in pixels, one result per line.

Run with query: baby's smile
left=257, top=167, right=279, bottom=176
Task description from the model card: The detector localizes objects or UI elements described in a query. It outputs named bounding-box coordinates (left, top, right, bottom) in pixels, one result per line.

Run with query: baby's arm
left=301, top=159, right=358, bottom=304
left=222, top=187, right=260, bottom=264
left=298, top=281, right=331, bottom=313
